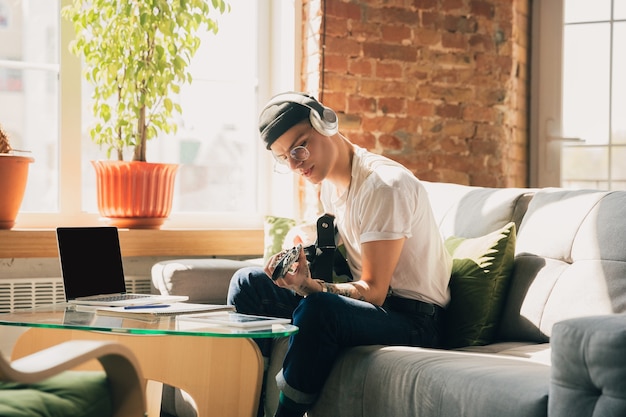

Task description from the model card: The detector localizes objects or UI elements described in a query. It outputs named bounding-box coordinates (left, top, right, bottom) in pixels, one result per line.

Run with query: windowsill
left=0, top=228, right=264, bottom=258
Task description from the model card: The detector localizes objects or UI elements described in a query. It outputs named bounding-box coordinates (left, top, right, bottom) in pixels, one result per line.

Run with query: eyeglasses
left=274, top=142, right=310, bottom=165
left=272, top=140, right=310, bottom=173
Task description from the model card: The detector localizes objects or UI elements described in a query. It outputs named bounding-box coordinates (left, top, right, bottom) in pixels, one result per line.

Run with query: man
left=228, top=92, right=452, bottom=417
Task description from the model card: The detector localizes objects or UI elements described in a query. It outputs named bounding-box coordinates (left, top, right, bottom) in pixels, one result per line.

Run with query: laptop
left=57, top=226, right=188, bottom=306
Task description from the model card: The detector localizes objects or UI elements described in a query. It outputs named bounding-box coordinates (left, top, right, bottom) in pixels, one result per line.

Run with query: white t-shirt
left=320, top=146, right=452, bottom=307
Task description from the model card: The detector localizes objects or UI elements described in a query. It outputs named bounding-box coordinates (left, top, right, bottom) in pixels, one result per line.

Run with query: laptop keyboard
left=79, top=294, right=153, bottom=302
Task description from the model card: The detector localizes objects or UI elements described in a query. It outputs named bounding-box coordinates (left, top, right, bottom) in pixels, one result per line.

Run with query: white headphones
left=264, top=92, right=339, bottom=136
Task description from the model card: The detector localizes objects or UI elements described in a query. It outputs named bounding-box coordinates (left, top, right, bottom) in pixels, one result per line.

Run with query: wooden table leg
left=12, top=328, right=263, bottom=417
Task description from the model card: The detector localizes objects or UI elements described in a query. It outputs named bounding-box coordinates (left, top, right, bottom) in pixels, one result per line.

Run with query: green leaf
left=62, top=0, right=231, bottom=161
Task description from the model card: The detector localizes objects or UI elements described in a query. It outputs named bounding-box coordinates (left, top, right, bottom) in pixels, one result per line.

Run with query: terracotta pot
left=92, top=160, right=179, bottom=229
left=0, top=154, right=35, bottom=229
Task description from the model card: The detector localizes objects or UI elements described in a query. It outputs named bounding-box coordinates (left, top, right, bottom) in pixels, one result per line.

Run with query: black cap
left=259, top=101, right=310, bottom=149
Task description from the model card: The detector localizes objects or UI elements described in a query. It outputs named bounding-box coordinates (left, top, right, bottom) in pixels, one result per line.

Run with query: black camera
left=271, top=244, right=302, bottom=281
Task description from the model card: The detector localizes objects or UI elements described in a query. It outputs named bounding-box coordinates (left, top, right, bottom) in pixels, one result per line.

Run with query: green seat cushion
left=0, top=370, right=113, bottom=417
left=443, top=222, right=517, bottom=349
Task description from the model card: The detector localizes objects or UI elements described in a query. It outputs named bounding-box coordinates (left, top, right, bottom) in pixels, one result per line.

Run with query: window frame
left=13, top=0, right=300, bottom=230
left=530, top=0, right=626, bottom=189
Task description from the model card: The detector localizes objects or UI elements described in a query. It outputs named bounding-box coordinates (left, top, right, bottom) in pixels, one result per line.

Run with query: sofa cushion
left=421, top=181, right=533, bottom=239
left=443, top=221, right=517, bottom=348
left=309, top=345, right=549, bottom=417
left=500, top=189, right=626, bottom=343
left=151, top=258, right=260, bottom=304
left=0, top=371, right=112, bottom=417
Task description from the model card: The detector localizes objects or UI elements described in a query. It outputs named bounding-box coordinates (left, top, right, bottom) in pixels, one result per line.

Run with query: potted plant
left=0, top=124, right=34, bottom=229
left=62, top=0, right=229, bottom=229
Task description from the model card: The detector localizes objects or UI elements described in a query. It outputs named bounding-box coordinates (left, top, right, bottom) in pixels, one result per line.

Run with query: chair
left=0, top=339, right=146, bottom=417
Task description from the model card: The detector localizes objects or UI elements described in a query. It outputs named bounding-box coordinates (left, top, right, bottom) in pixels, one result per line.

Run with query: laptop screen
left=56, top=227, right=127, bottom=300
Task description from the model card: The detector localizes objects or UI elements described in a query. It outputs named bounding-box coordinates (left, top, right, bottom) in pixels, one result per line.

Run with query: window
left=0, top=0, right=298, bottom=229
left=531, top=0, right=626, bottom=190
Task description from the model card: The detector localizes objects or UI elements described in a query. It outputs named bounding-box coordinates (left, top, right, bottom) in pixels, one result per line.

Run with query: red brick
left=475, top=123, right=505, bottom=140
left=476, top=88, right=507, bottom=106
left=470, top=139, right=500, bottom=156
left=421, top=11, right=441, bottom=29
left=495, top=2, right=514, bottom=23
left=436, top=103, right=462, bottom=118
left=326, top=36, right=362, bottom=57
left=348, top=59, right=373, bottom=76
left=343, top=130, right=374, bottom=148
left=407, top=101, right=436, bottom=117
left=368, top=7, right=420, bottom=25
left=414, top=28, right=441, bottom=46
left=439, top=169, right=471, bottom=185
left=376, top=61, right=404, bottom=78
left=337, top=112, right=362, bottom=131
left=431, top=69, right=459, bottom=83
left=325, top=0, right=362, bottom=20
left=413, top=0, right=438, bottom=10
left=432, top=153, right=476, bottom=173
left=442, top=32, right=467, bottom=50
left=379, top=97, right=406, bottom=114
left=463, top=105, right=497, bottom=123
left=468, top=33, right=495, bottom=51
left=350, top=20, right=382, bottom=41
left=379, top=133, right=405, bottom=151
left=324, top=15, right=350, bottom=37
left=369, top=0, right=409, bottom=7
left=442, top=0, right=465, bottom=12
left=361, top=78, right=418, bottom=97
left=443, top=15, right=478, bottom=34
left=323, top=91, right=348, bottom=112
left=324, top=54, right=349, bottom=73
left=469, top=172, right=502, bottom=187
left=381, top=24, right=412, bottom=43
left=324, top=73, right=359, bottom=92
left=470, top=1, right=495, bottom=18
left=439, top=136, right=470, bottom=154
left=362, top=42, right=418, bottom=62
left=362, top=115, right=415, bottom=133
left=423, top=85, right=474, bottom=102
left=406, top=66, right=430, bottom=81
left=422, top=49, right=472, bottom=67
left=348, top=95, right=377, bottom=113
left=441, top=120, right=476, bottom=138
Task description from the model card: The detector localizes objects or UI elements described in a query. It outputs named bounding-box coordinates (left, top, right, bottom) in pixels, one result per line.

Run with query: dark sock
left=273, top=392, right=308, bottom=417
left=257, top=358, right=270, bottom=417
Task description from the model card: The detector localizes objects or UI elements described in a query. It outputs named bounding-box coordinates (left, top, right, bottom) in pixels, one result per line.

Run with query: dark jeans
left=227, top=266, right=443, bottom=405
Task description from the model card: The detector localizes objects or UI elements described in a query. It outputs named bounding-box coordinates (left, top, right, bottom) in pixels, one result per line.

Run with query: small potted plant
left=0, top=124, right=34, bottom=229
left=62, top=0, right=229, bottom=228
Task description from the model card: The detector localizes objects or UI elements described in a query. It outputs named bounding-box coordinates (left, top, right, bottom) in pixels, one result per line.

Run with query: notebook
left=57, top=226, right=189, bottom=307
left=94, top=302, right=235, bottom=321
left=177, top=312, right=292, bottom=329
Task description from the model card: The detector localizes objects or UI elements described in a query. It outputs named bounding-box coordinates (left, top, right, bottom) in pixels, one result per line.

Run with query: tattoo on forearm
left=296, top=283, right=309, bottom=296
left=327, top=283, right=365, bottom=301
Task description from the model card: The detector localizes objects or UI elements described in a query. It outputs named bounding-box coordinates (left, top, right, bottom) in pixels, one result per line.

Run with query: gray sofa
left=151, top=181, right=626, bottom=417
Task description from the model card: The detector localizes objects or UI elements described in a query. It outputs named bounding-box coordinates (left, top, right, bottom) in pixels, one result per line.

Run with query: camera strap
left=304, top=213, right=353, bottom=283
left=314, top=214, right=336, bottom=282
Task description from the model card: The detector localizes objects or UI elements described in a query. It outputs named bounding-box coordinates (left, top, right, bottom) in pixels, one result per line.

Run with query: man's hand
left=266, top=245, right=315, bottom=295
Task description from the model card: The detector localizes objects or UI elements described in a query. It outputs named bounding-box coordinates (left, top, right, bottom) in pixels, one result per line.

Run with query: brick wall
left=300, top=0, right=530, bottom=187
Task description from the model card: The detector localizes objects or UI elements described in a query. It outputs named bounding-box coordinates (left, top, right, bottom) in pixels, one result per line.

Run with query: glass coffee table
left=0, top=303, right=297, bottom=417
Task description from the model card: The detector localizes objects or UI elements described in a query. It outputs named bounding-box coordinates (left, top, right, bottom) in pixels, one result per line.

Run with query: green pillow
left=263, top=216, right=297, bottom=263
left=0, top=371, right=112, bottom=417
left=443, top=222, right=517, bottom=349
